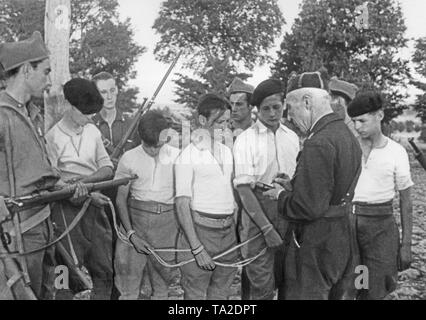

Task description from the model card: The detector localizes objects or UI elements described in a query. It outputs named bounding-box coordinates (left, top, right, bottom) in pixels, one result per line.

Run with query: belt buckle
left=156, top=205, right=162, bottom=214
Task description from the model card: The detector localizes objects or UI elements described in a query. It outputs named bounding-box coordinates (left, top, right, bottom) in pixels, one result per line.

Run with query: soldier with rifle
left=347, top=91, right=413, bottom=300
left=0, top=31, right=68, bottom=300
left=45, top=78, right=115, bottom=300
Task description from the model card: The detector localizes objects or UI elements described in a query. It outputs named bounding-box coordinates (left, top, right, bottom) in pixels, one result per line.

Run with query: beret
left=251, top=79, right=284, bottom=107
left=347, top=91, right=383, bottom=118
left=329, top=77, right=359, bottom=101
left=198, top=93, right=230, bottom=111
left=0, top=31, right=49, bottom=72
left=287, top=68, right=329, bottom=94
left=64, top=78, right=104, bottom=115
left=228, top=77, right=254, bottom=95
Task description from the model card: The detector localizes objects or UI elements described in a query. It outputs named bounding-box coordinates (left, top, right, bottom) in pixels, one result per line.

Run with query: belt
left=352, top=201, right=393, bottom=217
left=128, top=199, right=174, bottom=215
left=8, top=205, right=50, bottom=236
left=192, top=211, right=234, bottom=229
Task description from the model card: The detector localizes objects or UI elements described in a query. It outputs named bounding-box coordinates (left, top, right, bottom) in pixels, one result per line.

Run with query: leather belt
left=192, top=211, right=234, bottom=229
left=128, top=199, right=174, bottom=215
left=352, top=201, right=393, bottom=217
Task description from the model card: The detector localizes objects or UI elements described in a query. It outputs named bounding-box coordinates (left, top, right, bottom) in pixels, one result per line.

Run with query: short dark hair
left=198, top=93, right=229, bottom=120
left=138, top=110, right=170, bottom=147
left=229, top=92, right=253, bottom=107
left=92, top=72, right=115, bottom=83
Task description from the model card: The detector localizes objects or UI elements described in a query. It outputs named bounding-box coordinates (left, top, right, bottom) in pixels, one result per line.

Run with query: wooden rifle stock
left=110, top=51, right=182, bottom=162
left=409, top=138, right=426, bottom=171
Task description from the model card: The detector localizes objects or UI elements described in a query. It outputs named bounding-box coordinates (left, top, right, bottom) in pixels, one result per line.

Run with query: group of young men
left=0, top=32, right=414, bottom=300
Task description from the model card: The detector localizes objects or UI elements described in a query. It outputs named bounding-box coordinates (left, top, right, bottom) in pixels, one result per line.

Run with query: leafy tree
left=412, top=38, right=426, bottom=123
left=271, top=0, right=411, bottom=123
left=0, top=0, right=145, bottom=112
left=153, top=0, right=284, bottom=108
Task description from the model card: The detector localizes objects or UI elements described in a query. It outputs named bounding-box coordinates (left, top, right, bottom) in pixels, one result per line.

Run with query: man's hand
left=70, top=181, right=89, bottom=205
left=398, top=244, right=412, bottom=271
left=273, top=173, right=293, bottom=192
left=263, top=183, right=285, bottom=200
left=194, top=249, right=216, bottom=271
left=90, top=192, right=110, bottom=207
left=130, top=234, right=152, bottom=255
left=263, top=227, right=284, bottom=248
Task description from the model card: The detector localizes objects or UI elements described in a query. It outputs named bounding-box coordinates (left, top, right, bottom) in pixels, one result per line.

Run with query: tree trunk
left=44, top=0, right=71, bottom=133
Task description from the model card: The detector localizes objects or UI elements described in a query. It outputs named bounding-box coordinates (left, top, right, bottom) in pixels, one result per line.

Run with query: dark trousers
left=280, top=216, right=354, bottom=300
left=52, top=201, right=113, bottom=300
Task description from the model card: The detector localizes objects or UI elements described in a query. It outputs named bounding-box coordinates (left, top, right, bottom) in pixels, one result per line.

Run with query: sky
left=117, top=0, right=426, bottom=106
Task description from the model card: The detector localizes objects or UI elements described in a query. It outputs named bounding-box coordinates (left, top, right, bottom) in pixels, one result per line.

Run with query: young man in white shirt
left=113, top=110, right=181, bottom=300
left=348, top=91, right=414, bottom=300
left=233, top=79, right=300, bottom=300
left=174, top=93, right=238, bottom=300
left=228, top=77, right=255, bottom=136
left=46, top=78, right=114, bottom=300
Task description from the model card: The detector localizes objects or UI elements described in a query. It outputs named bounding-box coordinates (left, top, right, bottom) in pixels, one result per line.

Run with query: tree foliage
left=153, top=0, right=284, bottom=108
left=0, top=0, right=145, bottom=112
left=412, top=38, right=426, bottom=123
left=271, top=0, right=411, bottom=123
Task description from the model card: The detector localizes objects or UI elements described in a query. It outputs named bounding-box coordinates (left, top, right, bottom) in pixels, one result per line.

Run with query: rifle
left=408, top=138, right=426, bottom=171
left=3, top=175, right=137, bottom=215
left=110, top=51, right=182, bottom=162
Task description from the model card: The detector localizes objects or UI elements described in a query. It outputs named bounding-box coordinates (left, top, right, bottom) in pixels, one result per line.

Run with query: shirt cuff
left=233, top=175, right=256, bottom=188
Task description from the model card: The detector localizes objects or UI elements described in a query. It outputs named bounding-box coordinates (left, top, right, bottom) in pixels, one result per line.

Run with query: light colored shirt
left=233, top=120, right=300, bottom=186
left=46, top=120, right=113, bottom=181
left=175, top=142, right=235, bottom=215
left=114, top=145, right=181, bottom=204
left=353, top=137, right=414, bottom=204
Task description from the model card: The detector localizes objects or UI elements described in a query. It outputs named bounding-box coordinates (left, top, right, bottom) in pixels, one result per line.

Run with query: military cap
left=228, top=77, right=254, bottom=95
left=251, top=79, right=284, bottom=107
left=0, top=31, right=49, bottom=72
left=287, top=68, right=329, bottom=95
left=64, top=78, right=104, bottom=115
left=347, top=91, right=383, bottom=118
left=329, top=77, right=359, bottom=101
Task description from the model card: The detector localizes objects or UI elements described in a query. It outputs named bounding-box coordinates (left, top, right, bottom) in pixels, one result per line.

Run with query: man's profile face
left=95, top=78, right=118, bottom=110
left=286, top=93, right=311, bottom=135
left=352, top=111, right=383, bottom=138
left=258, top=93, right=284, bottom=130
left=27, top=59, right=52, bottom=98
left=331, top=94, right=348, bottom=120
left=229, top=92, right=252, bottom=122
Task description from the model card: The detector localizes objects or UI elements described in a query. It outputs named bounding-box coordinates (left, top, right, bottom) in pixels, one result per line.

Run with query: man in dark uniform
left=0, top=31, right=59, bottom=299
left=265, top=71, right=362, bottom=300
left=92, top=72, right=140, bottom=160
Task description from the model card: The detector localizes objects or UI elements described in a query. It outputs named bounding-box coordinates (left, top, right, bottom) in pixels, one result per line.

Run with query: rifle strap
left=7, top=206, right=50, bottom=236
left=60, top=204, right=79, bottom=266
left=0, top=198, right=92, bottom=260
left=6, top=273, right=22, bottom=288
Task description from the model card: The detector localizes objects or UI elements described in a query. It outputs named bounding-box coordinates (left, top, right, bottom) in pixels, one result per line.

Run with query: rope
left=107, top=200, right=271, bottom=269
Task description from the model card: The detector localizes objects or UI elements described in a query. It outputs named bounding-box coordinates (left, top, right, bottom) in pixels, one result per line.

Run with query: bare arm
left=176, top=196, right=215, bottom=271
left=399, top=187, right=413, bottom=271
left=78, top=166, right=114, bottom=184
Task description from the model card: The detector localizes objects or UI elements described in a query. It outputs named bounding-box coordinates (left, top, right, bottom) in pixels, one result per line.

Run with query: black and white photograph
left=1, top=0, right=425, bottom=306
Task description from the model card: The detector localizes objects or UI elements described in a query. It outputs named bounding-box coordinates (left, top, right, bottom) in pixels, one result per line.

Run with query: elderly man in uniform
left=265, top=71, right=362, bottom=300
left=174, top=93, right=239, bottom=300
left=329, top=77, right=359, bottom=136
left=0, top=31, right=59, bottom=300
left=233, top=79, right=299, bottom=300
left=46, top=78, right=114, bottom=300
left=228, top=77, right=255, bottom=136
left=348, top=91, right=413, bottom=300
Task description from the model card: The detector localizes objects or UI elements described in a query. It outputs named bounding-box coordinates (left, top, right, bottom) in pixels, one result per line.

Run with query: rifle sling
left=0, top=198, right=92, bottom=259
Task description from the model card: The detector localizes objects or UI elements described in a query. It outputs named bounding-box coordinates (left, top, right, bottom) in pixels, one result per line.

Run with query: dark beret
left=198, top=93, right=230, bottom=112
left=347, top=91, right=383, bottom=118
left=287, top=68, right=329, bottom=94
left=64, top=78, right=104, bottom=115
left=251, top=79, right=284, bottom=107
left=0, top=31, right=49, bottom=72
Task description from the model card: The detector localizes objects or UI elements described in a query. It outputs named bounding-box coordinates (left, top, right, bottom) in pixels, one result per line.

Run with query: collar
left=307, top=113, right=342, bottom=139
left=1, top=91, right=42, bottom=121
left=253, top=119, right=290, bottom=134
left=93, top=108, right=125, bottom=126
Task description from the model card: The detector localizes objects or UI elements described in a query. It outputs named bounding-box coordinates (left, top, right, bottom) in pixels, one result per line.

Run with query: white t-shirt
left=174, top=142, right=235, bottom=215
left=114, top=145, right=181, bottom=204
left=233, top=120, right=300, bottom=186
left=353, top=137, right=414, bottom=204
left=46, top=121, right=113, bottom=181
